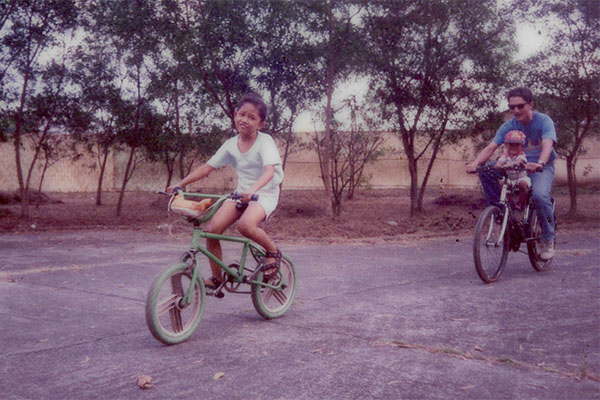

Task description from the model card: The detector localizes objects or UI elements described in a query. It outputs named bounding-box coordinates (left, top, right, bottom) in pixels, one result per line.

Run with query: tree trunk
left=14, top=68, right=31, bottom=218
left=321, top=1, right=336, bottom=218
left=566, top=155, right=578, bottom=216
left=95, top=145, right=110, bottom=206
left=116, top=146, right=136, bottom=217
left=417, top=131, right=444, bottom=211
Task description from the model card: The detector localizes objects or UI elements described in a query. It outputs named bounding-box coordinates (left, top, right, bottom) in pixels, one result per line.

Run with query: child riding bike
left=167, top=93, right=283, bottom=289
left=494, top=130, right=530, bottom=211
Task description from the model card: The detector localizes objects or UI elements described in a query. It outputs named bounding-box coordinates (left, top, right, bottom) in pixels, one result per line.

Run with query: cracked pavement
left=0, top=229, right=599, bottom=399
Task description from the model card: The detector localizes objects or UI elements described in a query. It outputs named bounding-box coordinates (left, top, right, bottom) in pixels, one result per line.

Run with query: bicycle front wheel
left=473, top=206, right=509, bottom=283
left=526, top=203, right=555, bottom=272
left=251, top=255, right=296, bottom=319
left=145, top=262, right=206, bottom=345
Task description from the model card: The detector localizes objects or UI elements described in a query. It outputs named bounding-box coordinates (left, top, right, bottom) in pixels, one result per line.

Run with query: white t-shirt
left=207, top=132, right=284, bottom=216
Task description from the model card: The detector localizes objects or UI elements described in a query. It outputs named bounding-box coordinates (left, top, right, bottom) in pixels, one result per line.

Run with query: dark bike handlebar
left=469, top=163, right=543, bottom=175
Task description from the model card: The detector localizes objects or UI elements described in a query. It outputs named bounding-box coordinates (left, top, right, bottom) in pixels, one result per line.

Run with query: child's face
left=507, top=143, right=523, bottom=156
left=234, top=102, right=265, bottom=137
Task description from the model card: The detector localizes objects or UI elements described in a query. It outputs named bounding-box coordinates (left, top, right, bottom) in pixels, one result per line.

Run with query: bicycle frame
left=174, top=192, right=285, bottom=304
left=483, top=168, right=532, bottom=248
left=146, top=190, right=297, bottom=345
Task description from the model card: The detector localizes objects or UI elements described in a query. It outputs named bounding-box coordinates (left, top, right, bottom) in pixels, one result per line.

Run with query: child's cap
left=504, top=130, right=526, bottom=145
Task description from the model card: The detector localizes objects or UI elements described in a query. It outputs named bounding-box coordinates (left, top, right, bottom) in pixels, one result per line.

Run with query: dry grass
left=1, top=186, right=598, bottom=242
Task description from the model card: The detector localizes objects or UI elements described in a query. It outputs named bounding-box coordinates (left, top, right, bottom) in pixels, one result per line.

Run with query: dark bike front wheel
left=251, top=255, right=296, bottom=319
left=145, top=262, right=206, bottom=345
left=473, top=206, right=509, bottom=283
left=527, top=201, right=556, bottom=272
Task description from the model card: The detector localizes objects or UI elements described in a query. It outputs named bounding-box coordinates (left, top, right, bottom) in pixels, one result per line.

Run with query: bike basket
left=169, top=195, right=214, bottom=218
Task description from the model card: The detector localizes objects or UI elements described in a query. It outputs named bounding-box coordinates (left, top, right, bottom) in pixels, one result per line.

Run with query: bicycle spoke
left=157, top=294, right=179, bottom=315
left=473, top=206, right=508, bottom=283
left=146, top=263, right=206, bottom=345
left=261, top=288, right=274, bottom=303
left=169, top=308, right=183, bottom=333
left=170, top=274, right=184, bottom=295
left=272, top=289, right=288, bottom=305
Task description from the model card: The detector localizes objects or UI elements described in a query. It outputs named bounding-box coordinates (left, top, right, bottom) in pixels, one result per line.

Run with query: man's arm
left=526, top=138, right=554, bottom=171
left=467, top=142, right=499, bottom=172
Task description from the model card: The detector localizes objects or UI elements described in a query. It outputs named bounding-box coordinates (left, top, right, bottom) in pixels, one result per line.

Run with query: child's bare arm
left=168, top=164, right=215, bottom=192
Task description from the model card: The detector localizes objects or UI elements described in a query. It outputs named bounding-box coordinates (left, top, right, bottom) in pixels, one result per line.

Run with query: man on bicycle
left=467, top=87, right=557, bottom=260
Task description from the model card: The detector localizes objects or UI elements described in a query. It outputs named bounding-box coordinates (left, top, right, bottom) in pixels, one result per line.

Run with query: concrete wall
left=1, top=132, right=599, bottom=193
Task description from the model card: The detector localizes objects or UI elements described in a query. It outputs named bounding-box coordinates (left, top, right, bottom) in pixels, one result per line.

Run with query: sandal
left=204, top=276, right=222, bottom=290
left=262, top=249, right=282, bottom=280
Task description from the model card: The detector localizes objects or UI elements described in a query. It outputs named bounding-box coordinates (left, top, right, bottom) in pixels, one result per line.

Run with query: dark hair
left=237, top=93, right=267, bottom=122
left=507, top=87, right=534, bottom=103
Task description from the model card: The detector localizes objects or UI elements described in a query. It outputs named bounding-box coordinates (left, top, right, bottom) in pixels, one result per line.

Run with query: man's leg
left=530, top=164, right=555, bottom=242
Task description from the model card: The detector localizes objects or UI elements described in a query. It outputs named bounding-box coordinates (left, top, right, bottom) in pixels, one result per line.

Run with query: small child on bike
left=494, top=130, right=531, bottom=210
left=167, top=93, right=284, bottom=289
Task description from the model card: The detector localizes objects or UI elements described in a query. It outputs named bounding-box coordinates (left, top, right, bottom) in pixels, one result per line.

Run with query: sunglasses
left=508, top=103, right=528, bottom=110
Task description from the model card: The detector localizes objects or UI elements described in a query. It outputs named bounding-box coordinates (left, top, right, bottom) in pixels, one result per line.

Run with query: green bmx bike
left=145, top=190, right=297, bottom=345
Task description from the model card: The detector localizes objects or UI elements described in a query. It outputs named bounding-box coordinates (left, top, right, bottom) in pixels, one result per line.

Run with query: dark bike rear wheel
left=251, top=255, right=296, bottom=319
left=473, top=206, right=509, bottom=283
left=145, top=262, right=206, bottom=345
left=527, top=201, right=556, bottom=272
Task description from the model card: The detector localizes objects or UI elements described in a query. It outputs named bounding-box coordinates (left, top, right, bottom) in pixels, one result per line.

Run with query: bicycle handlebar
left=469, top=163, right=542, bottom=175
left=160, top=188, right=258, bottom=201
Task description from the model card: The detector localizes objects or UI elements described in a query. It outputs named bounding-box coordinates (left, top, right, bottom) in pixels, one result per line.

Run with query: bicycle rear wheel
left=527, top=201, right=555, bottom=272
left=473, top=206, right=509, bottom=283
left=251, top=255, right=296, bottom=319
left=145, top=262, right=206, bottom=345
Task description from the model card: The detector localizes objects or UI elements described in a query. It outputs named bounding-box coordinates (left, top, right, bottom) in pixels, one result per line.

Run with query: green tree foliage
left=516, top=0, right=600, bottom=215
left=302, top=0, right=367, bottom=217
left=245, top=0, right=322, bottom=171
left=1, top=0, right=78, bottom=217
left=364, top=0, right=515, bottom=215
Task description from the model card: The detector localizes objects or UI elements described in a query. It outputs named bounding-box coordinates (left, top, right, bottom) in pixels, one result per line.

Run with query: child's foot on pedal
left=204, top=276, right=222, bottom=290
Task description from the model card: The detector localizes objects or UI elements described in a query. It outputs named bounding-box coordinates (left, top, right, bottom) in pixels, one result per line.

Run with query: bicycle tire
left=145, top=262, right=206, bottom=345
left=251, top=254, right=296, bottom=319
left=527, top=202, right=555, bottom=272
left=473, top=206, right=509, bottom=283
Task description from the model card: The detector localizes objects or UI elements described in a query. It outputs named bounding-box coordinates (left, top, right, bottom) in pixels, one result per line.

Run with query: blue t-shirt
left=493, top=112, right=558, bottom=164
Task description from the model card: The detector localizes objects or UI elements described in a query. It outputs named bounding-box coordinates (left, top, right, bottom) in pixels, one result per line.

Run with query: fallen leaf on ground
left=137, top=375, right=154, bottom=389
left=474, top=345, right=483, bottom=352
left=213, top=372, right=225, bottom=380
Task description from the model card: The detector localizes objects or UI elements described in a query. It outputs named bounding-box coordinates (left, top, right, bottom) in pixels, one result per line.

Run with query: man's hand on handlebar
left=526, top=162, right=544, bottom=172
left=466, top=162, right=479, bottom=173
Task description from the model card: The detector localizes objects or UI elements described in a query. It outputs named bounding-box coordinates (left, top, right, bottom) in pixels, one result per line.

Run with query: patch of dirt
left=0, top=187, right=598, bottom=242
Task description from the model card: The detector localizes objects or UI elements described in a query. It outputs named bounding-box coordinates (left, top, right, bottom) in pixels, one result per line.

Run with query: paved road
left=1, top=230, right=598, bottom=399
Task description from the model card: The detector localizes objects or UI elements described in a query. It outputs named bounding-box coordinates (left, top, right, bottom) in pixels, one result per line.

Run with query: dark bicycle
left=470, top=165, right=556, bottom=283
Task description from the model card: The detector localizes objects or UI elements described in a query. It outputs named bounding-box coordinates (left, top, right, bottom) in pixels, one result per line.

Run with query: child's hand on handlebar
left=238, top=192, right=257, bottom=203
left=166, top=185, right=182, bottom=194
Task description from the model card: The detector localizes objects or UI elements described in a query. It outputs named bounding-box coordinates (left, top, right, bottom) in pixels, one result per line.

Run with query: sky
left=292, top=22, right=549, bottom=133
